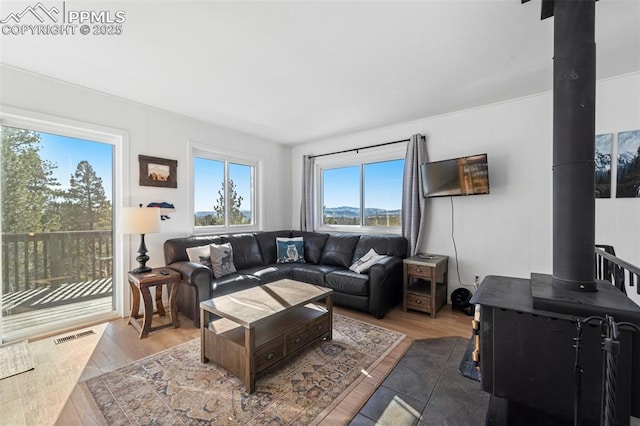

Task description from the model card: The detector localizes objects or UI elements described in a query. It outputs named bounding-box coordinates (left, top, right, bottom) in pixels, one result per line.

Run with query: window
left=317, top=149, right=405, bottom=233
left=363, top=159, right=404, bottom=227
left=193, top=149, right=258, bottom=232
left=322, top=166, right=360, bottom=225
left=1, top=114, right=121, bottom=341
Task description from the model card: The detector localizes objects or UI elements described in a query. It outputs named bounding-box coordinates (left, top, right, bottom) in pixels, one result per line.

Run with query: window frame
left=0, top=105, right=127, bottom=338
left=190, top=143, right=261, bottom=234
left=314, top=143, right=406, bottom=234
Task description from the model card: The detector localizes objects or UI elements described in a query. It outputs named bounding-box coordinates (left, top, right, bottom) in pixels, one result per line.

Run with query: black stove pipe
left=552, top=0, right=597, bottom=292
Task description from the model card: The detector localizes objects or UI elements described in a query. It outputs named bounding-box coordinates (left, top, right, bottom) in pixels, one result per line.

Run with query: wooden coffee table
left=199, top=279, right=333, bottom=393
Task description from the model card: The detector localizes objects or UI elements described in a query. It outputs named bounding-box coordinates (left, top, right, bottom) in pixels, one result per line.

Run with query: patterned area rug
left=83, top=314, right=405, bottom=425
left=0, top=340, right=34, bottom=380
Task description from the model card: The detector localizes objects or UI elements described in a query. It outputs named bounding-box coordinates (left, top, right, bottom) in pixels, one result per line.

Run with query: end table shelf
left=403, top=254, right=448, bottom=318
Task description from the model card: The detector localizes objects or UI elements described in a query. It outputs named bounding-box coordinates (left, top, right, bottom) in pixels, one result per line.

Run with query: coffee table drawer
left=286, top=315, right=330, bottom=352
left=255, top=338, right=285, bottom=373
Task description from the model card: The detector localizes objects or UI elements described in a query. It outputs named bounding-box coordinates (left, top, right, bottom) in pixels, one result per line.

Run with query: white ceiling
left=1, top=0, right=639, bottom=144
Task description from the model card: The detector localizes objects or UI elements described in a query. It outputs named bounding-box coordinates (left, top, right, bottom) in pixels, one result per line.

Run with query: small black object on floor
left=451, top=288, right=474, bottom=316
left=350, top=336, right=489, bottom=426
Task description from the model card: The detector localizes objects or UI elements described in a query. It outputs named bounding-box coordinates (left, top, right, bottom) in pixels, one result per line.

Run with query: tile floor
left=350, top=336, right=489, bottom=426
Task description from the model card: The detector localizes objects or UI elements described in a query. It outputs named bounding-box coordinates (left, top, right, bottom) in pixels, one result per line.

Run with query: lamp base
left=133, top=234, right=151, bottom=274
left=132, top=265, right=152, bottom=274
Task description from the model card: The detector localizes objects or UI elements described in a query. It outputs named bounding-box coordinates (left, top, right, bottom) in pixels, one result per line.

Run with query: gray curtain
left=401, top=134, right=427, bottom=256
left=300, top=155, right=314, bottom=231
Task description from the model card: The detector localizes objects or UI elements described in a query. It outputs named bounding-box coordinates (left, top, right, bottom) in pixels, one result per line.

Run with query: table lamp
left=121, top=205, right=161, bottom=273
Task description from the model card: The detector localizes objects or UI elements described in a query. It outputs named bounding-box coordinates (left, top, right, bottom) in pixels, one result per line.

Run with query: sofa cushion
left=325, top=270, right=369, bottom=296
left=211, top=273, right=260, bottom=297
left=291, top=264, right=341, bottom=286
left=300, top=232, right=329, bottom=264
left=320, top=234, right=360, bottom=268
left=351, top=234, right=407, bottom=264
left=255, top=231, right=293, bottom=264
left=227, top=233, right=264, bottom=270
left=242, top=264, right=296, bottom=284
left=164, top=236, right=225, bottom=264
left=276, top=237, right=305, bottom=263
left=209, top=243, right=237, bottom=278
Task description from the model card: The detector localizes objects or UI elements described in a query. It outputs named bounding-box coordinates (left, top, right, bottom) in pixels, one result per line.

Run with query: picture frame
left=616, top=129, right=640, bottom=198
left=139, top=155, right=177, bottom=188
left=594, top=133, right=613, bottom=198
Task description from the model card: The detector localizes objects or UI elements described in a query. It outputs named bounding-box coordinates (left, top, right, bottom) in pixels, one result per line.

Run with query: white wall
left=0, top=64, right=293, bottom=314
left=292, top=72, right=640, bottom=304
left=2, top=64, right=638, bottom=308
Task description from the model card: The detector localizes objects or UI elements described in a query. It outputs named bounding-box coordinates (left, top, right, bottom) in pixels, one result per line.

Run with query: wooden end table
left=127, top=268, right=181, bottom=338
left=403, top=254, right=448, bottom=318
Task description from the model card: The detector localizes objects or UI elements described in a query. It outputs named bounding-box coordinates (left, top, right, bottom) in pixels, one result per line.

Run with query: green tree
left=61, top=160, right=111, bottom=230
left=1, top=127, right=59, bottom=233
left=213, top=178, right=245, bottom=225
left=194, top=213, right=217, bottom=227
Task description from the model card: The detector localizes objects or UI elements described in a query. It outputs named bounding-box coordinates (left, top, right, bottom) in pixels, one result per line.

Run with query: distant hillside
left=195, top=211, right=213, bottom=218
left=195, top=210, right=251, bottom=218
left=323, top=206, right=401, bottom=218
left=195, top=207, right=400, bottom=219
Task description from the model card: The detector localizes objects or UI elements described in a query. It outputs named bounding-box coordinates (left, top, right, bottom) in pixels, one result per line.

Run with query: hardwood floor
left=0, top=303, right=472, bottom=425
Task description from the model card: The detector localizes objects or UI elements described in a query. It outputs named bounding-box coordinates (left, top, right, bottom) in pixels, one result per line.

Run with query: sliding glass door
left=1, top=125, right=115, bottom=341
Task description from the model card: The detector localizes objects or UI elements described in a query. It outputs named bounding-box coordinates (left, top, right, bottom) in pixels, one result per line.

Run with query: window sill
left=315, top=225, right=401, bottom=235
left=193, top=224, right=260, bottom=235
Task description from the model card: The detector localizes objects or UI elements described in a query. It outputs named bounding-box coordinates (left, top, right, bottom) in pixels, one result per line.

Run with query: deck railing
left=595, top=246, right=640, bottom=296
left=2, top=230, right=113, bottom=293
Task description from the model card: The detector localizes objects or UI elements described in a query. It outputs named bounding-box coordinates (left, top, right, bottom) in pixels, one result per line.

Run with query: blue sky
left=194, top=158, right=251, bottom=212
left=323, top=166, right=359, bottom=209
left=35, top=133, right=252, bottom=213
left=37, top=132, right=113, bottom=201
left=323, top=159, right=404, bottom=210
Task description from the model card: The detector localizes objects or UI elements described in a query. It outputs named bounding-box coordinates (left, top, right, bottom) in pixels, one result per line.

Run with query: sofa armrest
left=367, top=256, right=404, bottom=318
left=368, top=256, right=403, bottom=279
left=167, top=261, right=212, bottom=327
left=168, top=261, right=211, bottom=287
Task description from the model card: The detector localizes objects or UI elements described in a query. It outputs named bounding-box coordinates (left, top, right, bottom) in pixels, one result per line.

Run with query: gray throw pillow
left=209, top=243, right=237, bottom=278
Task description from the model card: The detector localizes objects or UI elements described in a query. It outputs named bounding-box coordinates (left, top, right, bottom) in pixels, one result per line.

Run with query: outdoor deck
left=2, top=278, right=113, bottom=334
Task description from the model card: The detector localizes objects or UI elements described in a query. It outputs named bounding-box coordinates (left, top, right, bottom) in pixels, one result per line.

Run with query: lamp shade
left=121, top=207, right=160, bottom=234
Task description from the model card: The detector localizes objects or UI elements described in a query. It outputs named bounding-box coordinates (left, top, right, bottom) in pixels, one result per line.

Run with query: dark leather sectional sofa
left=163, top=230, right=408, bottom=327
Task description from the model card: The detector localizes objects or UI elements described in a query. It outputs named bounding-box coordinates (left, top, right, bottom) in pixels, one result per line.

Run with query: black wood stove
left=471, top=1, right=640, bottom=424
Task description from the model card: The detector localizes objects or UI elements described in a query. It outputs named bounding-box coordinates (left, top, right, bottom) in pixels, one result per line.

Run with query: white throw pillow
left=349, top=248, right=387, bottom=274
left=209, top=243, right=237, bottom=278
left=185, top=244, right=212, bottom=268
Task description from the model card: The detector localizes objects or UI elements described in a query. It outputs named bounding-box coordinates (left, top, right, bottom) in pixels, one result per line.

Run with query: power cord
left=450, top=196, right=475, bottom=289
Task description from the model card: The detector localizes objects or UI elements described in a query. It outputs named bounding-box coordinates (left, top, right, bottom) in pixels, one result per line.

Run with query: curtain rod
left=308, top=138, right=409, bottom=159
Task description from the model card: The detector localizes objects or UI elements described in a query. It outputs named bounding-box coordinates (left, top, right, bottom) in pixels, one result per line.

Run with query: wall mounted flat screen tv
left=421, top=153, right=490, bottom=197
